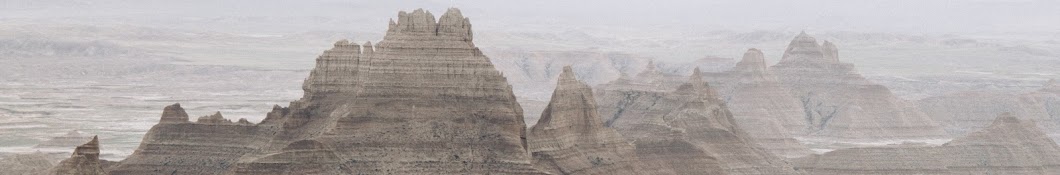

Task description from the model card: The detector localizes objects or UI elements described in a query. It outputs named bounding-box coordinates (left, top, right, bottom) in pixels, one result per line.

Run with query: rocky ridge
left=594, top=67, right=799, bottom=174
left=770, top=32, right=946, bottom=140
left=526, top=66, right=642, bottom=175
left=50, top=136, right=110, bottom=175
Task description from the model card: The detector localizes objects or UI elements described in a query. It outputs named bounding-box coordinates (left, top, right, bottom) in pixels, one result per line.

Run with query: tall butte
left=770, top=31, right=946, bottom=140
left=105, top=8, right=543, bottom=174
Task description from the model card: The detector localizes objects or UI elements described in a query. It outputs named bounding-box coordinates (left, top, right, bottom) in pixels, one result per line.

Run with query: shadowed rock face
left=794, top=113, right=1060, bottom=175
left=51, top=136, right=108, bottom=175
left=701, top=49, right=813, bottom=158
left=526, top=66, right=643, bottom=175
left=107, top=8, right=544, bottom=175
left=594, top=68, right=798, bottom=175
left=770, top=32, right=946, bottom=140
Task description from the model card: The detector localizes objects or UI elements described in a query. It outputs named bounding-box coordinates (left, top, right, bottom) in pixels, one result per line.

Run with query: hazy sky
left=3, top=0, right=1058, bottom=35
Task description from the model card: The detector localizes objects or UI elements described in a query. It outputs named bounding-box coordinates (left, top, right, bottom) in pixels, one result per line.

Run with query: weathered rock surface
left=793, top=113, right=1060, bottom=174
left=700, top=49, right=813, bottom=158
left=107, top=104, right=271, bottom=175
left=770, top=32, right=946, bottom=140
left=108, top=8, right=544, bottom=175
left=526, top=66, right=642, bottom=175
left=595, top=68, right=798, bottom=174
left=50, top=136, right=109, bottom=175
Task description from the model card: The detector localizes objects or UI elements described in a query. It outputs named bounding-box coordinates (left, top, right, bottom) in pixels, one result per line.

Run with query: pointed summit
left=735, top=48, right=768, bottom=73
left=385, top=8, right=473, bottom=42
left=528, top=66, right=643, bottom=174
left=87, top=135, right=98, bottom=146
left=675, top=67, right=718, bottom=97
left=780, top=31, right=826, bottom=63
left=160, top=103, right=189, bottom=123
left=53, top=135, right=106, bottom=175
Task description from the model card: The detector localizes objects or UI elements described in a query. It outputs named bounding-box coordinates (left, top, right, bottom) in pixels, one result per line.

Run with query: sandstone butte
left=794, top=112, right=1060, bottom=174
left=103, top=8, right=544, bottom=174
left=526, top=66, right=643, bottom=175
left=594, top=65, right=799, bottom=174
left=769, top=32, right=947, bottom=140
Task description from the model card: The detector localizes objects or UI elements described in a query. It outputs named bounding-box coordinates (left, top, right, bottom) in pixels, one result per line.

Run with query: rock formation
left=108, top=8, right=545, bottom=174
left=594, top=67, right=799, bottom=174
left=770, top=32, right=946, bottom=140
left=107, top=104, right=272, bottom=174
left=50, top=136, right=108, bottom=175
left=0, top=152, right=58, bottom=175
left=526, top=66, right=642, bottom=175
left=793, top=113, right=1060, bottom=174
left=700, top=49, right=813, bottom=158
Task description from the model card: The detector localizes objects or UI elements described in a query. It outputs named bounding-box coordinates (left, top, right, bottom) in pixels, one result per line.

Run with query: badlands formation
left=919, top=79, right=1060, bottom=137
left=24, top=7, right=1060, bottom=175
left=769, top=32, right=947, bottom=140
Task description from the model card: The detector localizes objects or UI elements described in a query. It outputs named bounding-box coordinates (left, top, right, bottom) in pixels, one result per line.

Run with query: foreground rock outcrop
left=526, top=66, right=642, bottom=175
left=105, top=8, right=544, bottom=175
left=794, top=113, right=1060, bottom=174
left=700, top=49, right=813, bottom=158
left=770, top=32, right=946, bottom=140
left=595, top=67, right=798, bottom=174
left=50, top=136, right=110, bottom=175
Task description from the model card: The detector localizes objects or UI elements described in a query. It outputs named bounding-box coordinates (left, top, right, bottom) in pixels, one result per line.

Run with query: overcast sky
left=2, top=0, right=1058, bottom=35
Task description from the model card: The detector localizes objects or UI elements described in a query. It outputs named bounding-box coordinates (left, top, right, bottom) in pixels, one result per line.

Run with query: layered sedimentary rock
left=595, top=68, right=798, bottom=174
left=770, top=32, right=946, bottom=140
left=919, top=79, right=1060, bottom=137
left=701, top=49, right=812, bottom=158
left=107, top=104, right=272, bottom=174
left=50, top=136, right=108, bottom=175
left=526, top=66, right=642, bottom=175
left=793, top=113, right=1060, bottom=174
left=106, top=8, right=545, bottom=175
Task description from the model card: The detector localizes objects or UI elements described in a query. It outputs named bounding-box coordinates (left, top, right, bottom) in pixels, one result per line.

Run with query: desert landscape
left=2, top=1, right=1060, bottom=175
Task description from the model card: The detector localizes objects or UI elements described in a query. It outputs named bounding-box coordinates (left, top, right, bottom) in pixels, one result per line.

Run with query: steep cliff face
left=526, top=66, right=642, bottom=175
left=794, top=113, right=1060, bottom=174
left=702, top=49, right=812, bottom=158
left=107, top=104, right=270, bottom=175
left=50, top=136, right=108, bottom=175
left=595, top=69, right=798, bottom=175
left=770, top=32, right=946, bottom=140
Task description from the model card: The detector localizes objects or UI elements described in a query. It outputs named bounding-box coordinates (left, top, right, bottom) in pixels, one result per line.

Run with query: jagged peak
left=86, top=135, right=98, bottom=147
left=73, top=135, right=100, bottom=157
left=735, top=48, right=768, bottom=72
left=160, top=103, right=189, bottom=123
left=196, top=111, right=233, bottom=124
left=387, top=8, right=472, bottom=40
left=675, top=67, right=719, bottom=97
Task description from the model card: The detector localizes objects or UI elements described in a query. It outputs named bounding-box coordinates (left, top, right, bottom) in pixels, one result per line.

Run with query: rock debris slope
left=793, top=113, right=1060, bottom=174
left=700, top=49, right=813, bottom=158
left=770, top=32, right=946, bottom=140
left=594, top=67, right=799, bottom=174
left=526, top=66, right=643, bottom=175
left=107, top=8, right=545, bottom=175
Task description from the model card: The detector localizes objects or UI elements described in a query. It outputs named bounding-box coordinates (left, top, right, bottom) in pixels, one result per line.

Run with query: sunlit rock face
left=594, top=68, right=798, bottom=175
left=106, top=8, right=544, bottom=174
left=700, top=48, right=813, bottom=158
left=526, top=66, right=643, bottom=175
left=50, top=136, right=109, bottom=175
left=919, top=79, right=1060, bottom=139
left=793, top=113, right=1060, bottom=174
left=770, top=32, right=946, bottom=140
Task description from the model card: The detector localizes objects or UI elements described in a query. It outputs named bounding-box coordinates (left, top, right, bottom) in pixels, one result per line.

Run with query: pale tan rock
left=0, top=152, right=57, bottom=175
left=50, top=136, right=107, bottom=175
left=595, top=69, right=799, bottom=174
left=770, top=32, right=946, bottom=140
left=526, top=66, right=643, bottom=175
left=919, top=79, right=1060, bottom=138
